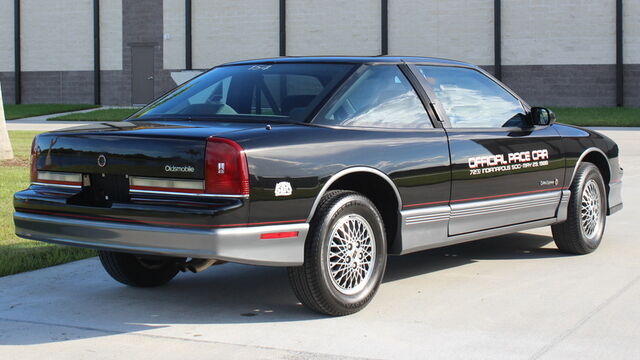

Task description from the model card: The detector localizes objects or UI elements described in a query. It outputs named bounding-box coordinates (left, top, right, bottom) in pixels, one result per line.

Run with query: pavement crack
left=529, top=274, right=640, bottom=360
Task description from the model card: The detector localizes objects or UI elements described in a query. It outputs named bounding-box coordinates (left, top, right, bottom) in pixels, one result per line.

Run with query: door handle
left=147, top=76, right=154, bottom=80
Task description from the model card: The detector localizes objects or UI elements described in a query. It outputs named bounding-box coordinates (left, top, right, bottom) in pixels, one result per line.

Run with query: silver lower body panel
left=449, top=191, right=562, bottom=235
left=399, top=190, right=568, bottom=255
left=14, top=211, right=308, bottom=266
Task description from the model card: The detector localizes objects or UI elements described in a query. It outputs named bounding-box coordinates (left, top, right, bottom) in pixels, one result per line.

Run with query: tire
left=552, top=162, right=607, bottom=254
left=98, top=251, right=179, bottom=287
left=288, top=190, right=387, bottom=316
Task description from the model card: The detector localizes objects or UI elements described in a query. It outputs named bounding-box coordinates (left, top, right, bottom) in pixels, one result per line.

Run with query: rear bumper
left=14, top=211, right=308, bottom=266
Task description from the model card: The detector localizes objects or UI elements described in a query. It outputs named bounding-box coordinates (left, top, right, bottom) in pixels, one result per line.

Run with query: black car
left=14, top=56, right=623, bottom=316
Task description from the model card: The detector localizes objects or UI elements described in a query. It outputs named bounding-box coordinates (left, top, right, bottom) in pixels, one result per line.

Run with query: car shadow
left=0, top=231, right=567, bottom=345
left=384, top=232, right=561, bottom=282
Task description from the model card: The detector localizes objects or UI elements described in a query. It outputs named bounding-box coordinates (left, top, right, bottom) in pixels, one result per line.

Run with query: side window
left=315, top=65, right=432, bottom=129
left=418, top=66, right=527, bottom=128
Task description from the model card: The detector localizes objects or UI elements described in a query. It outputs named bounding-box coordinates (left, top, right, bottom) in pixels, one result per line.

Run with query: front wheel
left=98, top=251, right=180, bottom=287
left=288, top=191, right=387, bottom=316
left=552, top=163, right=607, bottom=254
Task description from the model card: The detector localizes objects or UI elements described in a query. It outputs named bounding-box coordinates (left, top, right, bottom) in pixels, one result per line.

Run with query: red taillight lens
left=205, top=137, right=249, bottom=196
left=30, top=137, right=38, bottom=183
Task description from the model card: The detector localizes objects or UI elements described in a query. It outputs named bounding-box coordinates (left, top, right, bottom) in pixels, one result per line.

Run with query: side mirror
left=530, top=107, right=556, bottom=126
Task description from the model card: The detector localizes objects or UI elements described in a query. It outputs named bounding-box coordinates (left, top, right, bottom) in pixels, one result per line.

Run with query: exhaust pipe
left=177, top=258, right=223, bottom=273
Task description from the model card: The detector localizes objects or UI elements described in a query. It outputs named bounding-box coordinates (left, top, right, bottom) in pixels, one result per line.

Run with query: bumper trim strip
left=16, top=208, right=306, bottom=229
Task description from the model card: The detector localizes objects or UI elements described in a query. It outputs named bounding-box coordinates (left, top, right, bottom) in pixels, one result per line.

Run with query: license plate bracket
left=67, top=174, right=130, bottom=207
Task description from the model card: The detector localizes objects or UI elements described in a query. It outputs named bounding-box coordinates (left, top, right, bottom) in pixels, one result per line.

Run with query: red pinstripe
left=402, top=187, right=568, bottom=209
left=17, top=208, right=306, bottom=228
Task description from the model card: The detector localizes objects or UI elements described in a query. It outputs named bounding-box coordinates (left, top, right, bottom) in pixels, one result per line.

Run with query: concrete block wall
left=21, top=0, right=94, bottom=72
left=502, top=65, right=617, bottom=107
left=162, top=0, right=186, bottom=70
left=0, top=73, right=15, bottom=105
left=500, top=1, right=621, bottom=107
left=193, top=0, right=279, bottom=69
left=21, top=71, right=94, bottom=104
left=1, top=0, right=124, bottom=105
left=287, top=0, right=381, bottom=56
left=0, top=0, right=14, bottom=73
left=624, top=65, right=640, bottom=107
left=389, top=0, right=494, bottom=66
left=1, top=0, right=639, bottom=107
left=123, top=0, right=167, bottom=104
left=502, top=1, right=616, bottom=66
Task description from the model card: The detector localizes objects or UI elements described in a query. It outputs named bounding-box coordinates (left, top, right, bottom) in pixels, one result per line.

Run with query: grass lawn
left=0, top=131, right=94, bottom=277
left=550, top=107, right=640, bottom=127
left=48, top=108, right=140, bottom=121
left=3, top=104, right=99, bottom=120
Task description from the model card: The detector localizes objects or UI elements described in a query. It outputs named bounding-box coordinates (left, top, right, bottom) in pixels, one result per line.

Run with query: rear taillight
left=29, top=137, right=37, bottom=183
left=205, top=137, right=249, bottom=196
left=129, top=176, right=204, bottom=193
left=34, top=171, right=82, bottom=186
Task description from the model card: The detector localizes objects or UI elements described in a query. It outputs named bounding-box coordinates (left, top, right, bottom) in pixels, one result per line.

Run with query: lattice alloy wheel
left=580, top=179, right=603, bottom=240
left=551, top=162, right=607, bottom=255
left=287, top=190, right=387, bottom=316
left=326, top=214, right=377, bottom=295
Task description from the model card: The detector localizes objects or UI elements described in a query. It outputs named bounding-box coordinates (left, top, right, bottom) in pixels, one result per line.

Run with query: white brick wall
left=502, top=0, right=616, bottom=65
left=0, top=0, right=14, bottom=72
left=287, top=0, right=381, bottom=56
left=1, top=0, right=121, bottom=73
left=22, top=0, right=93, bottom=71
left=163, top=0, right=186, bottom=70
left=624, top=0, right=640, bottom=64
left=3, top=1, right=635, bottom=74
left=388, top=0, right=494, bottom=65
left=100, top=0, right=123, bottom=71
left=190, top=0, right=279, bottom=69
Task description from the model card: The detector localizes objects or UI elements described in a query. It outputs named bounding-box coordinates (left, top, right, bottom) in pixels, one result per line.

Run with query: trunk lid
left=34, top=120, right=262, bottom=179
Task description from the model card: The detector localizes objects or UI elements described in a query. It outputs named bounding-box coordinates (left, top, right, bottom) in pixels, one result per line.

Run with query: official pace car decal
left=468, top=149, right=549, bottom=175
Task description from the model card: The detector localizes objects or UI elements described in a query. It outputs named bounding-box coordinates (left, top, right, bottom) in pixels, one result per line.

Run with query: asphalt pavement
left=0, top=129, right=638, bottom=359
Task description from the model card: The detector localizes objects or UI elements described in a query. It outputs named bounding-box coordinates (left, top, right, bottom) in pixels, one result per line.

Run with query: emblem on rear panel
left=164, top=165, right=195, bottom=173
left=97, top=154, right=107, bottom=167
left=275, top=181, right=292, bottom=197
left=539, top=179, right=559, bottom=187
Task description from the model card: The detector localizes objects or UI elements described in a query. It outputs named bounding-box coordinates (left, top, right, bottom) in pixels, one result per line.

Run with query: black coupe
left=14, top=56, right=623, bottom=315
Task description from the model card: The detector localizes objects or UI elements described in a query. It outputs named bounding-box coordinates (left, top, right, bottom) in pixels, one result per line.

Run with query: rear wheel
left=98, top=251, right=179, bottom=287
left=552, top=163, right=607, bottom=254
left=288, top=190, right=387, bottom=316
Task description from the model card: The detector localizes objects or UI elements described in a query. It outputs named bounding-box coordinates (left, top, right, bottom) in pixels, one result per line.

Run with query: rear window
left=132, top=63, right=355, bottom=122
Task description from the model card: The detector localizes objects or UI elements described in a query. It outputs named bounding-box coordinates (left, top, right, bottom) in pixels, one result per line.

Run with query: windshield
left=131, top=63, right=356, bottom=122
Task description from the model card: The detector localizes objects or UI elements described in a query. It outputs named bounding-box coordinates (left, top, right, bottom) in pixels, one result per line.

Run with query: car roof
left=222, top=56, right=475, bottom=67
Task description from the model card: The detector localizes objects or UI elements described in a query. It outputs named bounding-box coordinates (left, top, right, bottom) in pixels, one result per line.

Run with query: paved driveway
left=0, top=129, right=638, bottom=359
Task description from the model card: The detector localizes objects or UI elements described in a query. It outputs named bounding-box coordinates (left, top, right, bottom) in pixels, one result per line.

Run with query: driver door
left=414, top=65, right=565, bottom=236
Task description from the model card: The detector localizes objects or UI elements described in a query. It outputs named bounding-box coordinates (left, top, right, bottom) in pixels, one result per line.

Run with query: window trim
left=409, top=63, right=533, bottom=130
left=310, top=64, right=437, bottom=131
